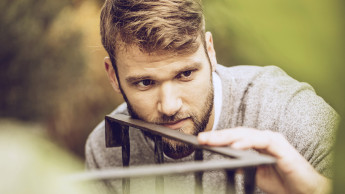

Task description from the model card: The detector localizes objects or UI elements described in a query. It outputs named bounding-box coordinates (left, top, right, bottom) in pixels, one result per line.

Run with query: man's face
left=107, top=36, right=217, bottom=159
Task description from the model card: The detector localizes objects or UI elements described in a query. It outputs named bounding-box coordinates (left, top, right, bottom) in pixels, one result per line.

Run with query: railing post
left=154, top=135, right=164, bottom=194
left=244, top=167, right=256, bottom=194
left=102, top=114, right=276, bottom=194
left=194, top=149, right=203, bottom=194
left=121, top=125, right=130, bottom=194
left=226, top=170, right=236, bottom=194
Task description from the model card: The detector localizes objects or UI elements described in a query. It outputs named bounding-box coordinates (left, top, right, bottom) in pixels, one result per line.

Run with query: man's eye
left=177, top=70, right=194, bottom=80
left=182, top=70, right=192, bottom=77
left=136, top=79, right=155, bottom=89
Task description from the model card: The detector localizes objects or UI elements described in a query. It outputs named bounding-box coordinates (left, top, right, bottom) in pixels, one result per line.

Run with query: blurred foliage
left=0, top=0, right=122, bottom=158
left=44, top=0, right=123, bottom=159
left=203, top=0, right=344, bottom=112
left=0, top=0, right=82, bottom=120
left=0, top=119, right=95, bottom=194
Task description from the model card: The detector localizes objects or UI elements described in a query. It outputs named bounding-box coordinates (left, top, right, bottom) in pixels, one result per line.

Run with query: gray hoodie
left=85, top=65, right=338, bottom=194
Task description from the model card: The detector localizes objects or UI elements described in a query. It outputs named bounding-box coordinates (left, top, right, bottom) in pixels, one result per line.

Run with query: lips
left=162, top=118, right=189, bottom=130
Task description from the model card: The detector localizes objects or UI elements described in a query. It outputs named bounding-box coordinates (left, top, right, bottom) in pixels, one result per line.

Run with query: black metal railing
left=73, top=114, right=276, bottom=194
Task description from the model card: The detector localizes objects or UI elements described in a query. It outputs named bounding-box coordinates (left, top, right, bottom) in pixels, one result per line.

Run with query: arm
left=198, top=128, right=332, bottom=194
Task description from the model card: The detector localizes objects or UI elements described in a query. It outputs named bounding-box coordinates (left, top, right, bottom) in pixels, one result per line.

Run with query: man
left=85, top=0, right=339, bottom=193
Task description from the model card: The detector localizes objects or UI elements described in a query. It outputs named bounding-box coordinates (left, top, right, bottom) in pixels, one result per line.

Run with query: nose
left=157, top=83, right=182, bottom=116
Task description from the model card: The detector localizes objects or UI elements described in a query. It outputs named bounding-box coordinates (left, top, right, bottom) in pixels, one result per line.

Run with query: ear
left=104, top=57, right=121, bottom=93
left=205, top=31, right=217, bottom=72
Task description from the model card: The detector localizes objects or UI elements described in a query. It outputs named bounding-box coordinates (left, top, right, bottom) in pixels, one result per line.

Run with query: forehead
left=115, top=42, right=208, bottom=73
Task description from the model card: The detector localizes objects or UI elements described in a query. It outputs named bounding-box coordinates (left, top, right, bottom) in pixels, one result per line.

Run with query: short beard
left=161, top=97, right=213, bottom=159
left=120, top=82, right=214, bottom=159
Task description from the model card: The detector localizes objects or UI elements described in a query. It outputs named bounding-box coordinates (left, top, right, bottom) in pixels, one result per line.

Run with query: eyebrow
left=126, top=75, right=152, bottom=84
left=125, top=62, right=203, bottom=83
left=173, top=62, right=202, bottom=75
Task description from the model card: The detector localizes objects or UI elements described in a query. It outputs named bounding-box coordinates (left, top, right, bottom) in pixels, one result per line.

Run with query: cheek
left=126, top=90, right=158, bottom=120
left=181, top=75, right=212, bottom=110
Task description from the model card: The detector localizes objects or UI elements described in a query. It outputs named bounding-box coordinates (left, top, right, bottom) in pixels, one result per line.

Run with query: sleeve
left=84, top=120, right=122, bottom=194
left=84, top=103, right=131, bottom=193
left=85, top=102, right=128, bottom=169
left=243, top=66, right=339, bottom=178
left=85, top=131, right=99, bottom=169
left=85, top=120, right=105, bottom=170
left=277, top=86, right=339, bottom=178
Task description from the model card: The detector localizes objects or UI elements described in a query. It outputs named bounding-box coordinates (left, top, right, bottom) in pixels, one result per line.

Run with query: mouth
left=161, top=118, right=189, bottom=130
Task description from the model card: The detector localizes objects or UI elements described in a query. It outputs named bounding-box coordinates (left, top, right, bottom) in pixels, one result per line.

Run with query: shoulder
left=216, top=65, right=307, bottom=99
left=216, top=65, right=311, bottom=127
left=87, top=103, right=129, bottom=147
left=216, top=65, right=299, bottom=85
left=85, top=103, right=129, bottom=169
left=85, top=103, right=156, bottom=168
left=215, top=64, right=337, bottom=130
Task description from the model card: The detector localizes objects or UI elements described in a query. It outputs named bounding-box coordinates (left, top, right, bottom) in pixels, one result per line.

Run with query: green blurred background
left=0, top=0, right=344, bottom=193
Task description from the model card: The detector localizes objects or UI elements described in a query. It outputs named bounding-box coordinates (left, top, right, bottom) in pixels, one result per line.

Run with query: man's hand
left=197, top=127, right=331, bottom=194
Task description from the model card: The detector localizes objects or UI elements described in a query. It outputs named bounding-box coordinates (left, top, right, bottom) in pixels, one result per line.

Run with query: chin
left=162, top=138, right=195, bottom=159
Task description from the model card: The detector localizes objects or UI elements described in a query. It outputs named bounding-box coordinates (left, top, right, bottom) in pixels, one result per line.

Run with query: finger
left=230, top=130, right=272, bottom=150
left=198, top=128, right=296, bottom=159
left=198, top=127, right=265, bottom=147
left=197, top=128, right=244, bottom=146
